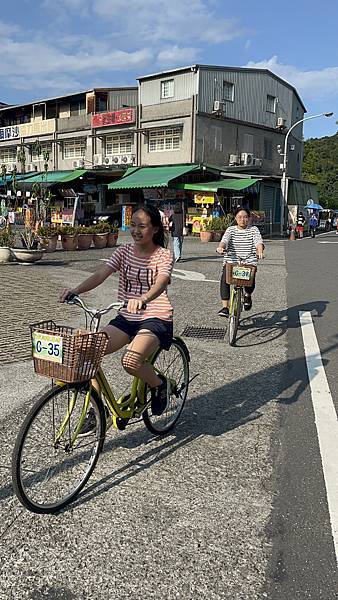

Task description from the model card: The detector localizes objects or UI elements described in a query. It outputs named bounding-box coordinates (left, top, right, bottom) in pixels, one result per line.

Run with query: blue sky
left=1, top=0, right=337, bottom=139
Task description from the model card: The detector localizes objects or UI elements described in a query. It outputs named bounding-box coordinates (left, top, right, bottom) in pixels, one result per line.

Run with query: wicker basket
left=30, top=320, right=108, bottom=383
left=225, top=263, right=256, bottom=287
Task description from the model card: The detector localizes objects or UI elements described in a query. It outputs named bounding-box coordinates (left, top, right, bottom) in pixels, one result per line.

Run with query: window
left=223, top=81, right=234, bottom=102
left=149, top=128, right=181, bottom=152
left=105, top=133, right=133, bottom=155
left=0, top=147, right=16, bottom=163
left=32, top=142, right=52, bottom=162
left=70, top=99, right=86, bottom=117
left=63, top=139, right=86, bottom=159
left=161, top=79, right=174, bottom=99
left=264, top=138, right=273, bottom=160
left=266, top=95, right=277, bottom=113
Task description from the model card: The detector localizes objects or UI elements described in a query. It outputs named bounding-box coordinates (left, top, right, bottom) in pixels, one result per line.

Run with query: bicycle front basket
left=30, top=320, right=108, bottom=383
left=225, top=263, right=256, bottom=287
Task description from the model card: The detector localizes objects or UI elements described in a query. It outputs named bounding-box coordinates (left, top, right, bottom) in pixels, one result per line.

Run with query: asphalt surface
left=0, top=232, right=335, bottom=599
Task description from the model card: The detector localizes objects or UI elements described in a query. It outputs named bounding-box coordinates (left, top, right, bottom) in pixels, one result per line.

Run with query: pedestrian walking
left=295, top=212, right=306, bottom=238
left=169, top=202, right=184, bottom=263
left=309, top=213, right=318, bottom=238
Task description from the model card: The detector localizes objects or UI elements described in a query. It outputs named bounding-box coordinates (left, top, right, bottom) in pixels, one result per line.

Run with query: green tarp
left=107, top=165, right=200, bottom=190
left=173, top=178, right=260, bottom=192
left=19, top=169, right=87, bottom=184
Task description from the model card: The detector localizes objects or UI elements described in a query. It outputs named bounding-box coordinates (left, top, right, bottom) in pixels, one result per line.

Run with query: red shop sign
left=92, top=108, right=135, bottom=128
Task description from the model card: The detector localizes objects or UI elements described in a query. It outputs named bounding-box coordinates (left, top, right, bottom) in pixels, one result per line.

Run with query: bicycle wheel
left=228, top=287, right=242, bottom=346
left=12, top=384, right=105, bottom=514
left=143, top=337, right=190, bottom=435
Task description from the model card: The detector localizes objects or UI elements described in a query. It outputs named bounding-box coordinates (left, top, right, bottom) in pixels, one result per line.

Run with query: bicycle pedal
left=116, top=416, right=130, bottom=431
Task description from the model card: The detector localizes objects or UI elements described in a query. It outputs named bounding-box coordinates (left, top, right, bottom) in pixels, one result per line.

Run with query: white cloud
left=246, top=55, right=338, bottom=102
left=157, top=46, right=200, bottom=67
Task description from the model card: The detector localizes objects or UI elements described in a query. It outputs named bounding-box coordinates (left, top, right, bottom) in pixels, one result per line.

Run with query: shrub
left=0, top=227, right=14, bottom=247
left=204, top=215, right=234, bottom=231
left=93, top=222, right=110, bottom=234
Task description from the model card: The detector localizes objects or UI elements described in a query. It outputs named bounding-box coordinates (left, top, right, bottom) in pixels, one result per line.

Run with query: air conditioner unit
left=253, top=157, right=262, bottom=167
left=6, top=163, right=16, bottom=171
left=277, top=117, right=286, bottom=128
left=241, top=153, right=254, bottom=166
left=212, top=100, right=225, bottom=114
left=73, top=159, right=85, bottom=168
left=127, top=155, right=136, bottom=165
left=229, top=154, right=240, bottom=165
left=93, top=154, right=103, bottom=166
left=111, top=155, right=123, bottom=164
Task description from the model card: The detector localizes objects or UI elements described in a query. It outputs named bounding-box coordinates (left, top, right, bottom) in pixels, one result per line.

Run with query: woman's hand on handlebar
left=59, top=288, right=77, bottom=303
left=216, top=246, right=225, bottom=255
left=126, top=297, right=147, bottom=314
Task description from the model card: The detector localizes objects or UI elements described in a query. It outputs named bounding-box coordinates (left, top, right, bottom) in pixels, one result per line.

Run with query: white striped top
left=221, top=225, right=263, bottom=265
left=106, top=244, right=174, bottom=321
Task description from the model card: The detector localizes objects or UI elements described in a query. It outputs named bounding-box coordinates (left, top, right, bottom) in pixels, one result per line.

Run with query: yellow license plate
left=32, top=332, right=63, bottom=363
left=232, top=267, right=251, bottom=280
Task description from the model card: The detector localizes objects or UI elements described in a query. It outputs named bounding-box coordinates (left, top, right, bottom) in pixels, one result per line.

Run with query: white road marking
left=299, top=311, right=338, bottom=563
left=172, top=268, right=219, bottom=283
left=318, top=241, right=338, bottom=244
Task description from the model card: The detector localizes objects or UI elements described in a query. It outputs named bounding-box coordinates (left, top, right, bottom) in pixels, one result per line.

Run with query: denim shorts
left=108, top=315, right=173, bottom=350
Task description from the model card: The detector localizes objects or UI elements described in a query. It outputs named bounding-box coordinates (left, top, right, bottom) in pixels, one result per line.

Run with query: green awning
left=173, top=178, right=260, bottom=192
left=108, top=165, right=200, bottom=190
left=19, top=169, right=87, bottom=184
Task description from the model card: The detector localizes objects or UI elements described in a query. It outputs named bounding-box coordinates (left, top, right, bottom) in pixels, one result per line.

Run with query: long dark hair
left=133, top=204, right=166, bottom=248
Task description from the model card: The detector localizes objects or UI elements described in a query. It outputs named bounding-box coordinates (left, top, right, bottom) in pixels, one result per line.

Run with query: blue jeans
left=173, top=236, right=183, bottom=261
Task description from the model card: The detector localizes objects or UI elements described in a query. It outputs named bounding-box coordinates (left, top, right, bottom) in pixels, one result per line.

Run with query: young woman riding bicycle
left=60, top=204, right=174, bottom=417
left=216, top=207, right=264, bottom=317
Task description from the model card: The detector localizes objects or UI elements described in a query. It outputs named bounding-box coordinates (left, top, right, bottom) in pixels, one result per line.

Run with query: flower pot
left=77, top=233, right=93, bottom=250
left=39, top=235, right=58, bottom=252
left=107, top=233, right=118, bottom=248
left=200, top=231, right=213, bottom=243
left=212, top=231, right=224, bottom=242
left=0, top=247, right=12, bottom=263
left=61, top=234, right=78, bottom=251
left=93, top=233, right=108, bottom=249
left=11, top=248, right=45, bottom=263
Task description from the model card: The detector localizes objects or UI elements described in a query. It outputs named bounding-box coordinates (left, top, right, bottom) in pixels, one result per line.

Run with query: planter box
left=93, top=233, right=108, bottom=249
left=61, top=235, right=78, bottom=251
left=200, top=231, right=213, bottom=243
left=11, top=248, right=45, bottom=263
left=0, top=247, right=12, bottom=263
left=77, top=234, right=93, bottom=250
left=107, top=233, right=118, bottom=248
left=212, top=231, right=224, bottom=242
left=39, top=236, right=58, bottom=252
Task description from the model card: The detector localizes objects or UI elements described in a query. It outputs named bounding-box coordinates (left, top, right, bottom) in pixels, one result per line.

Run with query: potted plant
left=77, top=225, right=93, bottom=250
left=107, top=225, right=119, bottom=248
left=199, top=220, right=213, bottom=243
left=206, top=215, right=234, bottom=241
left=0, top=226, right=14, bottom=263
left=93, top=221, right=109, bottom=249
left=59, top=225, right=78, bottom=251
left=37, top=225, right=58, bottom=252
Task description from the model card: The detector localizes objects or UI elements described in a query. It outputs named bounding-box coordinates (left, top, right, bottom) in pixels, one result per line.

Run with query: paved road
left=0, top=233, right=334, bottom=599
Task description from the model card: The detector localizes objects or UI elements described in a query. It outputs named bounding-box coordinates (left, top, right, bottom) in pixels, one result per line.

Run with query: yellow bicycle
left=12, top=295, right=190, bottom=514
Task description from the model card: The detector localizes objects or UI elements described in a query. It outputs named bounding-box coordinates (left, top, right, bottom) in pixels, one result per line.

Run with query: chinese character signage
left=92, top=108, right=135, bottom=128
left=0, top=126, right=19, bottom=141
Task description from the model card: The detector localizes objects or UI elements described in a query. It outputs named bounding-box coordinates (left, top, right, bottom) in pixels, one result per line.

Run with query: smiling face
left=235, top=210, right=250, bottom=229
left=130, top=209, right=159, bottom=247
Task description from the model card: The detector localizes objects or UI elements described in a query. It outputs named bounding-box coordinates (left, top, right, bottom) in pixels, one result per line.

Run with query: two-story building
left=138, top=64, right=306, bottom=178
left=0, top=87, right=138, bottom=216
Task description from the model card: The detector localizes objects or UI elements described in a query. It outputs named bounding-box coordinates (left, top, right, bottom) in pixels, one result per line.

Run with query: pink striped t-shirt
left=106, top=244, right=174, bottom=322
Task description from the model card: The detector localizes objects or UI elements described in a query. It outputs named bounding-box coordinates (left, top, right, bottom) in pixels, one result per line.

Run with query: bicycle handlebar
left=65, top=293, right=125, bottom=317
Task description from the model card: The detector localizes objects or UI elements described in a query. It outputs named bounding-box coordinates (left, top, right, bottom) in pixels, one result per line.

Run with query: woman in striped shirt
left=216, top=207, right=264, bottom=317
left=60, top=205, right=174, bottom=416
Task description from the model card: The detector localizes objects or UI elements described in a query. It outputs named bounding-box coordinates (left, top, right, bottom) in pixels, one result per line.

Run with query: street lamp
left=279, top=111, right=333, bottom=235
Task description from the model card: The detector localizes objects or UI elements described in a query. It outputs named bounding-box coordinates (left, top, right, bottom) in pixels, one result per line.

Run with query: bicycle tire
left=228, top=287, right=242, bottom=346
left=143, top=337, right=190, bottom=435
left=12, top=383, right=105, bottom=514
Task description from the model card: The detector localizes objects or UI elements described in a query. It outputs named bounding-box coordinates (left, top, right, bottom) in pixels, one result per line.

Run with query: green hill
left=303, top=133, right=338, bottom=209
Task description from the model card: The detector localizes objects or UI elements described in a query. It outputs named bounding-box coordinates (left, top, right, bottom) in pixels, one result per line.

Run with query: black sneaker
left=151, top=379, right=168, bottom=416
left=78, top=407, right=96, bottom=437
left=243, top=295, right=252, bottom=311
left=218, top=307, right=229, bottom=317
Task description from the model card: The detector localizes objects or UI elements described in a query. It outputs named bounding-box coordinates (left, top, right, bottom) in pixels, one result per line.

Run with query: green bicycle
left=12, top=295, right=190, bottom=514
